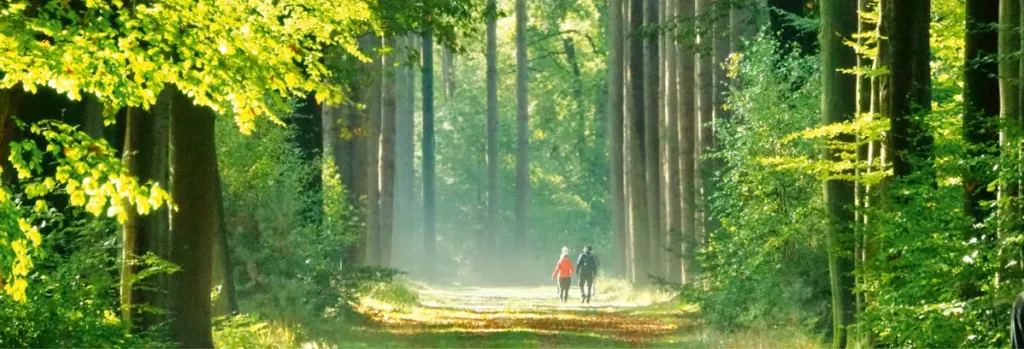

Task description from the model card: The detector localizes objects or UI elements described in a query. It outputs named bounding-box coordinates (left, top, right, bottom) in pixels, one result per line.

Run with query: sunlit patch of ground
left=345, top=282, right=703, bottom=348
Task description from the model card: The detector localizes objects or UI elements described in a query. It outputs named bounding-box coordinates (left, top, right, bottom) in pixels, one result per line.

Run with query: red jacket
left=552, top=256, right=575, bottom=279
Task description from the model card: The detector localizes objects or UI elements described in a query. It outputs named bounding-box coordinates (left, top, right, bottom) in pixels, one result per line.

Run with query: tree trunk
left=664, top=0, right=682, bottom=284
left=211, top=173, right=239, bottom=317
left=380, top=35, right=397, bottom=268
left=853, top=0, right=874, bottom=341
left=608, top=0, right=627, bottom=281
left=422, top=30, right=437, bottom=279
left=515, top=0, right=531, bottom=252
left=820, top=0, right=858, bottom=347
left=629, top=0, right=651, bottom=286
left=121, top=87, right=171, bottom=332
left=83, top=94, right=104, bottom=140
left=886, top=0, right=932, bottom=179
left=0, top=87, right=24, bottom=183
left=363, top=36, right=382, bottom=266
left=644, top=0, right=663, bottom=279
left=695, top=0, right=713, bottom=249
left=708, top=0, right=729, bottom=240
left=486, top=0, right=502, bottom=274
left=679, top=0, right=699, bottom=285
left=169, top=84, right=216, bottom=348
left=999, top=0, right=1020, bottom=228
left=394, top=35, right=417, bottom=272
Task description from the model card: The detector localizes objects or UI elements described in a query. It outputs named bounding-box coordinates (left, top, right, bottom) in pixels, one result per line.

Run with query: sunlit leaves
left=0, top=120, right=171, bottom=302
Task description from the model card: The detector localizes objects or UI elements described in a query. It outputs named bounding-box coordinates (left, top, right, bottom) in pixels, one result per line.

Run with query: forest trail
left=341, top=282, right=705, bottom=348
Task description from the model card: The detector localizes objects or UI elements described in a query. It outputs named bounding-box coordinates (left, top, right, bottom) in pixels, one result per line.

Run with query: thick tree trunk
left=665, top=0, right=682, bottom=284
left=853, top=0, right=874, bottom=341
left=83, top=94, right=104, bottom=140
left=608, top=0, right=627, bottom=281
left=121, top=88, right=171, bottom=331
left=629, top=0, right=651, bottom=286
left=169, top=84, right=216, bottom=348
left=730, top=0, right=758, bottom=53
left=708, top=0, right=729, bottom=239
left=820, top=0, right=858, bottom=347
left=380, top=35, right=397, bottom=268
left=515, top=0, right=531, bottom=252
left=422, top=30, right=437, bottom=279
left=644, top=0, right=662, bottom=279
left=394, top=35, right=417, bottom=272
left=886, top=0, right=932, bottom=179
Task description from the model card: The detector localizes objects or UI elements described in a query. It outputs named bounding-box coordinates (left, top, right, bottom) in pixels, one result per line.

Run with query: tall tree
left=695, top=0, right=713, bottom=247
left=394, top=34, right=416, bottom=271
left=515, top=0, right=530, bottom=251
left=708, top=0, right=730, bottom=238
left=665, top=0, right=682, bottom=283
left=364, top=35, right=383, bottom=266
left=168, top=84, right=217, bottom=348
left=422, top=29, right=437, bottom=279
left=820, top=0, right=858, bottom=347
left=886, top=0, right=932, bottom=179
left=608, top=0, right=627, bottom=280
left=380, top=35, right=397, bottom=267
left=962, top=0, right=999, bottom=233
left=730, top=0, right=758, bottom=53
left=679, top=0, right=700, bottom=284
left=629, top=0, right=651, bottom=285
left=998, top=0, right=1020, bottom=225
left=211, top=173, right=239, bottom=317
left=644, top=0, right=663, bottom=278
left=486, top=0, right=501, bottom=268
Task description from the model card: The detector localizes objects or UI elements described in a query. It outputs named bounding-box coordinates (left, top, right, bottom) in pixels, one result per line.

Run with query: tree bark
left=394, top=35, right=417, bottom=272
left=169, top=84, right=216, bottom=348
left=608, top=0, right=627, bottom=281
left=644, top=0, right=663, bottom=279
left=422, top=29, right=437, bottom=279
left=380, top=35, right=397, bottom=268
left=487, top=0, right=502, bottom=273
left=679, top=0, right=699, bottom=285
left=665, top=0, right=682, bottom=284
left=211, top=173, right=239, bottom=317
left=820, top=0, right=858, bottom=347
left=629, top=0, right=651, bottom=285
left=442, top=47, right=456, bottom=100
left=515, top=0, right=531, bottom=252
left=83, top=94, right=104, bottom=140
left=364, top=35, right=383, bottom=266
left=121, top=87, right=171, bottom=332
left=695, top=0, right=713, bottom=250
left=730, top=0, right=758, bottom=53
left=708, top=0, right=729, bottom=239
left=999, top=0, right=1020, bottom=227
left=886, top=0, right=932, bottom=179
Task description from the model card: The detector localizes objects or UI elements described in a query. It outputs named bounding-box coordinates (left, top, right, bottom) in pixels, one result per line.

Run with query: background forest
left=1, top=0, right=1023, bottom=348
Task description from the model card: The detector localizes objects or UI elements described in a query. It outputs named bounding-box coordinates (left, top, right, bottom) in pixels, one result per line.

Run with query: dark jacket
left=576, top=252, right=598, bottom=277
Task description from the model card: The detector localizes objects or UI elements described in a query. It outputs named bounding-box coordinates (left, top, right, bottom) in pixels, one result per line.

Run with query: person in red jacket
left=551, top=252, right=575, bottom=303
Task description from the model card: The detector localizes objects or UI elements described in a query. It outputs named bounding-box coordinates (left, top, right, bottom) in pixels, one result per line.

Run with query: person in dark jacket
left=576, top=246, right=599, bottom=303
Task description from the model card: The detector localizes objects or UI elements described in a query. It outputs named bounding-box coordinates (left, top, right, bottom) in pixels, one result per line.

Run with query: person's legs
left=582, top=276, right=594, bottom=302
left=558, top=277, right=571, bottom=303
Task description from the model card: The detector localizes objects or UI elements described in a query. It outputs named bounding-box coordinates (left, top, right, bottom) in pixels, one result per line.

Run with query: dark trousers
left=557, top=277, right=571, bottom=302
left=579, top=274, right=594, bottom=302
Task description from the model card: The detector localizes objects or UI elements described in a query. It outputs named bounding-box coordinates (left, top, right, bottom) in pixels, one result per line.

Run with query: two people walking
left=551, top=245, right=599, bottom=303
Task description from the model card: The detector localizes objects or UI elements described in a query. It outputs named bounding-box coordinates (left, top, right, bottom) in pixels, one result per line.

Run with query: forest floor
left=320, top=280, right=821, bottom=348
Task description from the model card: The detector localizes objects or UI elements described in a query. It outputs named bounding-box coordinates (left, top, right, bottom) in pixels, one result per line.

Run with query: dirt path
left=346, top=284, right=702, bottom=348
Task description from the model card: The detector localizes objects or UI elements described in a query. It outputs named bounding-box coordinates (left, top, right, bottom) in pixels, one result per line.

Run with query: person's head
left=561, top=246, right=569, bottom=255
left=561, top=253, right=569, bottom=259
left=584, top=245, right=592, bottom=253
